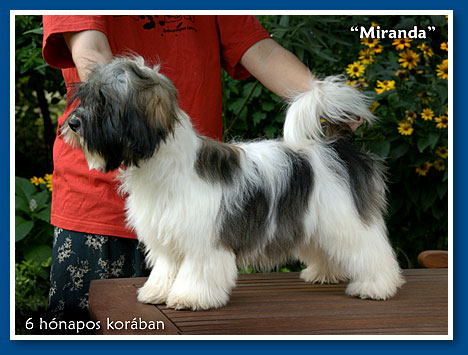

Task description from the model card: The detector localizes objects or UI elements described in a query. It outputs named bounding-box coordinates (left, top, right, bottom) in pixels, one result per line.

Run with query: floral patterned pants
left=48, top=227, right=149, bottom=325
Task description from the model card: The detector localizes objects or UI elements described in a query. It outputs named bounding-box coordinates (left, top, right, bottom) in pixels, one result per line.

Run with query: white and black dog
left=63, top=56, right=404, bottom=310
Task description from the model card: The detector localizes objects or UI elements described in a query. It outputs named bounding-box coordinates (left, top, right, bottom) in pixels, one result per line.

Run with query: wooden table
left=89, top=268, right=448, bottom=336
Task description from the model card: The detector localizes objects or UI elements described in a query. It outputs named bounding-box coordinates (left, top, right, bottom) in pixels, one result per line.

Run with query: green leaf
left=31, top=189, right=50, bottom=212
left=15, top=177, right=36, bottom=205
left=228, top=98, right=244, bottom=114
left=367, top=140, right=391, bottom=158
left=35, top=204, right=51, bottom=223
left=390, top=141, right=409, bottom=160
left=417, top=134, right=439, bottom=153
left=310, top=47, right=339, bottom=62
left=242, top=82, right=256, bottom=97
left=24, top=245, right=53, bottom=264
left=23, top=27, right=43, bottom=35
left=252, top=111, right=266, bottom=125
left=261, top=101, right=275, bottom=112
left=421, top=190, right=438, bottom=212
left=264, top=126, right=278, bottom=139
left=435, top=83, right=448, bottom=106
left=436, top=182, right=448, bottom=200
left=252, top=84, right=262, bottom=98
left=15, top=216, right=34, bottom=242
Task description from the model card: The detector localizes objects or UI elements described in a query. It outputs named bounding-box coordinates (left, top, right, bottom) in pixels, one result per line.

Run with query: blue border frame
left=6, top=0, right=465, bottom=353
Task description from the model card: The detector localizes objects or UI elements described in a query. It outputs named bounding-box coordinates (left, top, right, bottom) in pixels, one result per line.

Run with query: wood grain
left=89, top=269, right=448, bottom=335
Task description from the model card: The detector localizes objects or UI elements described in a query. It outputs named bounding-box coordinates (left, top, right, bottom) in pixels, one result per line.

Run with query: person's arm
left=240, top=38, right=363, bottom=131
left=63, top=30, right=113, bottom=81
left=240, top=38, right=313, bottom=101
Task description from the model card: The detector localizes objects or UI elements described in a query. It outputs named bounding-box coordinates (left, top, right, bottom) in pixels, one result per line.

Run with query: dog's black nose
left=68, top=118, right=81, bottom=132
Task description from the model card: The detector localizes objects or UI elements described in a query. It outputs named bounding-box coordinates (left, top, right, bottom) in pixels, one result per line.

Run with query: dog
left=62, top=56, right=404, bottom=310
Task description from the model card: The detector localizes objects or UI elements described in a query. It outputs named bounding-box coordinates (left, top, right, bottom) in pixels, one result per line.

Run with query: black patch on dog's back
left=218, top=147, right=314, bottom=269
left=195, top=137, right=241, bottom=184
left=273, top=149, right=313, bottom=248
left=330, top=137, right=384, bottom=222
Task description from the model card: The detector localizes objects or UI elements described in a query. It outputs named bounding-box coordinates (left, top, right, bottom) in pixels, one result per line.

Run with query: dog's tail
left=283, top=75, right=375, bottom=148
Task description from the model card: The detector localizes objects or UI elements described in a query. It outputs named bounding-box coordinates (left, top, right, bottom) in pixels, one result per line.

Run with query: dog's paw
left=166, top=289, right=229, bottom=311
left=300, top=265, right=347, bottom=284
left=346, top=276, right=405, bottom=300
left=137, top=283, right=168, bottom=305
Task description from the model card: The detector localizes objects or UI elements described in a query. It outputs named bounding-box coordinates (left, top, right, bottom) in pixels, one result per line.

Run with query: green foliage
left=15, top=15, right=65, bottom=178
left=15, top=176, right=53, bottom=264
left=15, top=257, right=51, bottom=334
left=224, top=15, right=449, bottom=268
left=15, top=176, right=53, bottom=334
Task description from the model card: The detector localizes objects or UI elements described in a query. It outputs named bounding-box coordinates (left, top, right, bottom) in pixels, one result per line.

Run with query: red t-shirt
left=43, top=15, right=270, bottom=239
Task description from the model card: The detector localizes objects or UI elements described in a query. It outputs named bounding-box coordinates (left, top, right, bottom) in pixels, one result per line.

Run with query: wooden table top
left=89, top=268, right=448, bottom=336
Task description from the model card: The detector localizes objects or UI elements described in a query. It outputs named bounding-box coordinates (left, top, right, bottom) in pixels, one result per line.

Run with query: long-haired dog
left=62, top=56, right=404, bottom=310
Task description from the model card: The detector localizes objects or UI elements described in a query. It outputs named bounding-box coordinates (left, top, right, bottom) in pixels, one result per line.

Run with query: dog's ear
left=113, top=64, right=180, bottom=171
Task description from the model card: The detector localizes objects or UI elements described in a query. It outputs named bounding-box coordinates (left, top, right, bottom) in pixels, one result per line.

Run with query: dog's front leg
left=137, top=249, right=180, bottom=305
left=166, top=247, right=238, bottom=311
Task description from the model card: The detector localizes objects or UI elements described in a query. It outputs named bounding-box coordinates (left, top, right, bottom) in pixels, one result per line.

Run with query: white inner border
left=11, top=9, right=453, bottom=341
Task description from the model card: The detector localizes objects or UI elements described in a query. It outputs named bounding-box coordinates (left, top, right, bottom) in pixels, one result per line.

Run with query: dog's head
left=62, top=56, right=180, bottom=172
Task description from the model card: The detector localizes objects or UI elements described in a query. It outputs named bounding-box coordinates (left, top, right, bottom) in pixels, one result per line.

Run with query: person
left=42, top=15, right=356, bottom=327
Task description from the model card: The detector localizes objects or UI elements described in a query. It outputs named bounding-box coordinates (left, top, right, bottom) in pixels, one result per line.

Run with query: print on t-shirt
left=114, top=15, right=197, bottom=36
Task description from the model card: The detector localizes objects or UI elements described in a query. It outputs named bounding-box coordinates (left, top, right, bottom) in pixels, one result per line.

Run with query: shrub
left=15, top=257, right=51, bottom=334
left=15, top=175, right=53, bottom=334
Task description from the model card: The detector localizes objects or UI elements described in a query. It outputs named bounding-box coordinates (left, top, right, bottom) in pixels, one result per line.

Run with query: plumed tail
left=283, top=75, right=375, bottom=148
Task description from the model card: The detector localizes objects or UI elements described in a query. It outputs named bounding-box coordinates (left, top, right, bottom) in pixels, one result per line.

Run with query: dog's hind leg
left=166, top=247, right=237, bottom=310
left=296, top=241, right=348, bottom=284
left=341, top=219, right=405, bottom=300
left=137, top=247, right=180, bottom=305
left=316, top=216, right=405, bottom=300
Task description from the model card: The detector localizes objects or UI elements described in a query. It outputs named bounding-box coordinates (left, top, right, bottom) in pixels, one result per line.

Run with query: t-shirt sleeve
left=42, top=15, right=109, bottom=69
left=216, top=15, right=271, bottom=80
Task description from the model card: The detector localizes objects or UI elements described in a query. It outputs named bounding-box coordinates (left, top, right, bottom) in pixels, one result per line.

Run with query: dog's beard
left=60, top=117, right=107, bottom=171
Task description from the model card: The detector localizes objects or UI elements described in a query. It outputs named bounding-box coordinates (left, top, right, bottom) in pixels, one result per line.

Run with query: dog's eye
left=68, top=118, right=81, bottom=132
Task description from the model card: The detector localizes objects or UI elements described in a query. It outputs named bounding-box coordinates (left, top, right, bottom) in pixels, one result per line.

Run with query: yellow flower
left=44, top=173, right=53, bottom=192
left=361, top=37, right=380, bottom=48
left=358, top=49, right=375, bottom=65
left=436, top=146, right=448, bottom=159
left=393, top=38, right=412, bottom=50
left=398, top=122, right=414, bottom=136
left=437, top=59, right=448, bottom=80
left=375, top=80, right=396, bottom=95
left=415, top=162, right=432, bottom=176
left=435, top=115, right=448, bottom=129
left=398, top=49, right=420, bottom=70
left=371, top=44, right=384, bottom=54
left=440, top=42, right=448, bottom=51
left=347, top=78, right=368, bottom=89
left=395, top=69, right=407, bottom=80
left=433, top=159, right=446, bottom=171
left=421, top=108, right=434, bottom=121
left=346, top=61, right=365, bottom=78
left=370, top=102, right=380, bottom=112
left=30, top=176, right=45, bottom=186
left=417, top=43, right=434, bottom=57
left=371, top=22, right=379, bottom=28
left=405, top=110, right=417, bottom=123
left=418, top=91, right=432, bottom=105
